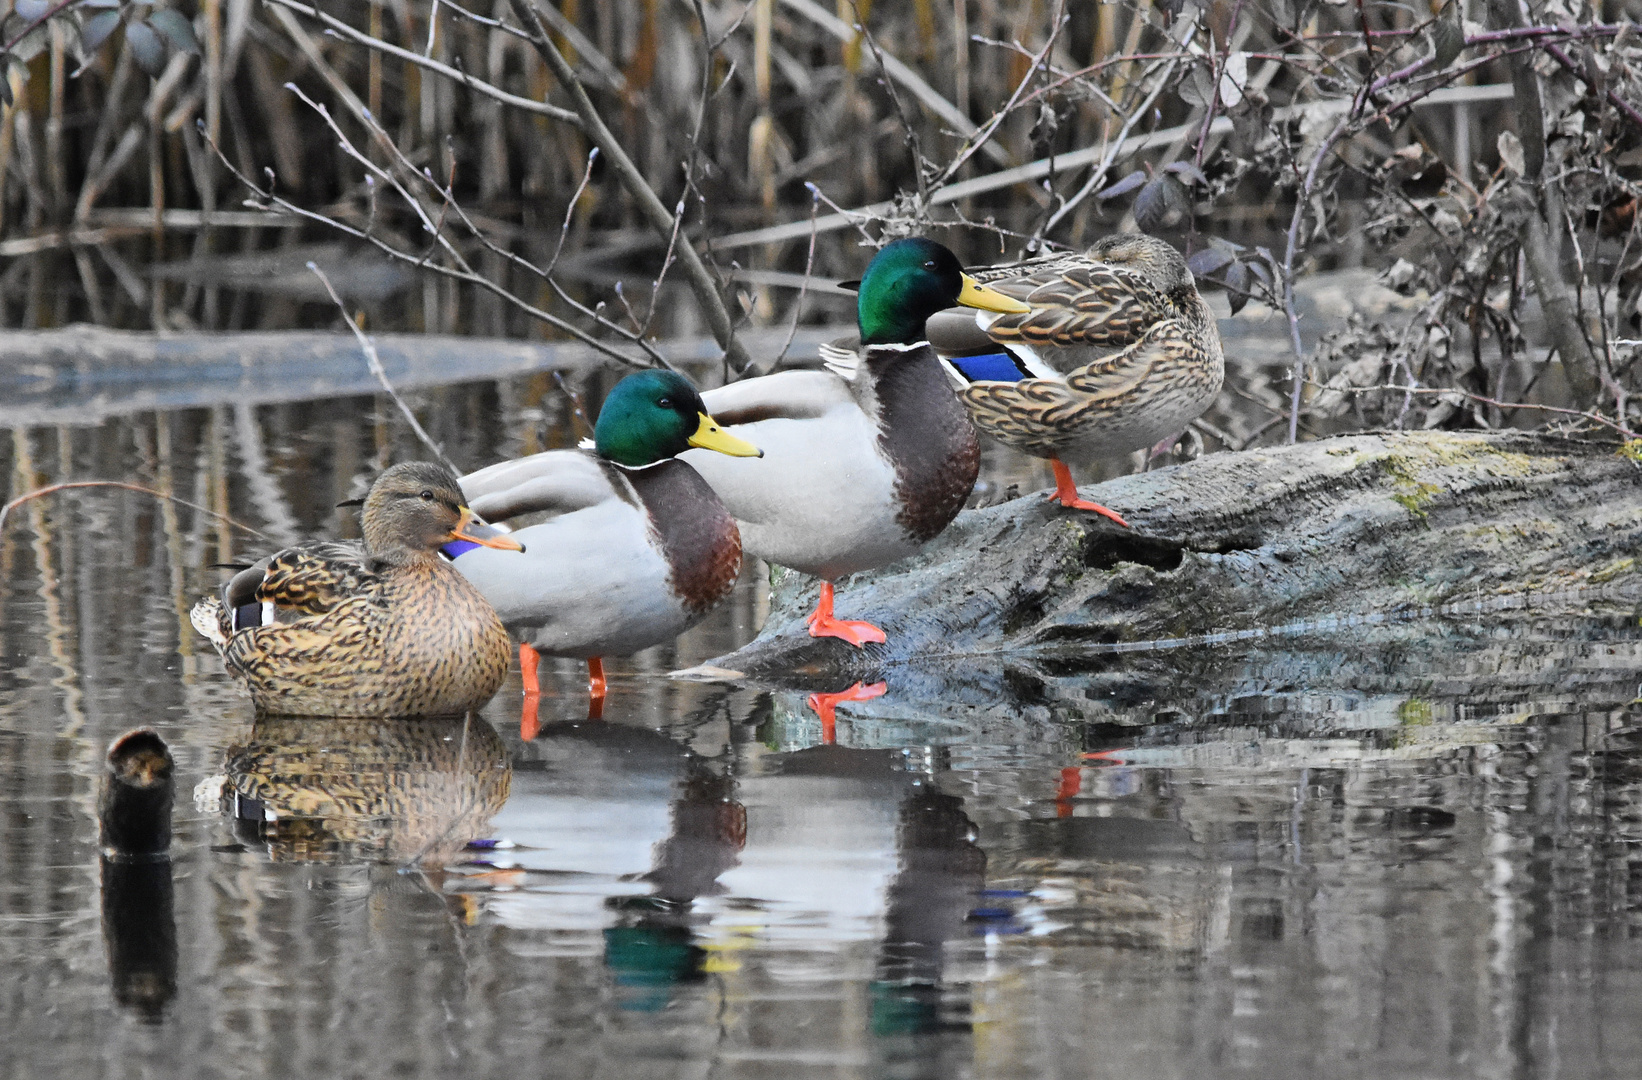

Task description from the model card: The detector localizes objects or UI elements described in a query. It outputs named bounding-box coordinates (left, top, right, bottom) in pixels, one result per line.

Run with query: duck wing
left=958, top=319, right=1215, bottom=454
left=191, top=540, right=376, bottom=647
left=987, top=261, right=1173, bottom=347
left=458, top=449, right=620, bottom=523
left=699, top=369, right=856, bottom=425
left=255, top=541, right=378, bottom=617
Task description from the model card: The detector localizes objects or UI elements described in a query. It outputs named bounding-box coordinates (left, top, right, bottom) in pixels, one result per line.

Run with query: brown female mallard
left=927, top=233, right=1224, bottom=527
left=190, top=461, right=525, bottom=717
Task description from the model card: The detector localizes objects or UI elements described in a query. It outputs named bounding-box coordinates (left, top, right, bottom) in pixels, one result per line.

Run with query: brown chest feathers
left=867, top=347, right=982, bottom=544
left=625, top=459, right=744, bottom=615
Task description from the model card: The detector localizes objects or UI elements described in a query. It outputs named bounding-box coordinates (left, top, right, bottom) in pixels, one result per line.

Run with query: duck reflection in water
left=99, top=728, right=177, bottom=1023
left=749, top=735, right=987, bottom=1050
left=873, top=786, right=987, bottom=1042
left=218, top=714, right=511, bottom=870
left=482, top=693, right=992, bottom=1048
left=484, top=717, right=747, bottom=1010
left=605, top=769, right=747, bottom=1011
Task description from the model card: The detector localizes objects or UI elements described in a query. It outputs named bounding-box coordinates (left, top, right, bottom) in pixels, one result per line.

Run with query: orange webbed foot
left=1049, top=458, right=1130, bottom=528
left=805, top=581, right=887, bottom=646
left=806, top=611, right=889, bottom=646
left=807, top=681, right=888, bottom=743
left=1055, top=765, right=1082, bottom=819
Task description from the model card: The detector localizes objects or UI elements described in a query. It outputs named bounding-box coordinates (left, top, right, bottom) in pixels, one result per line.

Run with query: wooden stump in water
left=700, top=431, right=1642, bottom=688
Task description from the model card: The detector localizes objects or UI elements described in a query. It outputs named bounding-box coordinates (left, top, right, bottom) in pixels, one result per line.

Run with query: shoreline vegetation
left=0, top=0, right=1637, bottom=449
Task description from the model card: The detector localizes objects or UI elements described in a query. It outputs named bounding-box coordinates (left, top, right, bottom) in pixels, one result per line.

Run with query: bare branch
left=307, top=261, right=460, bottom=474
left=506, top=0, right=753, bottom=373
left=264, top=0, right=579, bottom=125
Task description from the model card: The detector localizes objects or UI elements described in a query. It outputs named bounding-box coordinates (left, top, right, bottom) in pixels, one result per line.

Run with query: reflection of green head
left=604, top=923, right=705, bottom=1012
left=870, top=980, right=945, bottom=1036
left=593, top=370, right=710, bottom=467
left=856, top=238, right=969, bottom=346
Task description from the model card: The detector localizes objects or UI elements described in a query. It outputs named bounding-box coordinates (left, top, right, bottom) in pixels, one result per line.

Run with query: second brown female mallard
left=928, top=233, right=1225, bottom=527
left=191, top=461, right=524, bottom=717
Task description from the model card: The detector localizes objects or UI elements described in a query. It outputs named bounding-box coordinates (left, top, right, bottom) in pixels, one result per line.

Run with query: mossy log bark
left=704, top=431, right=1642, bottom=687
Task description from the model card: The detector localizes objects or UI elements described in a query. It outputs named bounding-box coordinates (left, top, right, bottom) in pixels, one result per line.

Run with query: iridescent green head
left=855, top=238, right=1031, bottom=346
left=593, top=370, right=761, bottom=467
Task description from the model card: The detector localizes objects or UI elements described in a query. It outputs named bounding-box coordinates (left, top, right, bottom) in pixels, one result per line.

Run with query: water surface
left=3, top=368, right=1642, bottom=1079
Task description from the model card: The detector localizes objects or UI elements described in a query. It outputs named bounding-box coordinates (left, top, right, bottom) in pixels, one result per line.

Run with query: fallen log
left=699, top=431, right=1642, bottom=690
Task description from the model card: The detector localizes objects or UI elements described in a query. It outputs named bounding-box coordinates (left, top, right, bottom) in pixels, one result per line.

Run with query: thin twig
left=849, top=3, right=932, bottom=214
left=506, top=0, right=752, bottom=372
left=1314, top=381, right=1638, bottom=439
left=552, top=370, right=594, bottom=441
left=544, top=146, right=598, bottom=278
left=1542, top=40, right=1642, bottom=133
left=201, top=119, right=650, bottom=369
left=307, top=261, right=460, bottom=474
left=1041, top=56, right=1180, bottom=237
left=265, top=0, right=578, bottom=124
left=773, top=184, right=822, bottom=368
left=931, top=11, right=1069, bottom=188
left=1283, top=114, right=1351, bottom=443
left=0, top=0, right=82, bottom=55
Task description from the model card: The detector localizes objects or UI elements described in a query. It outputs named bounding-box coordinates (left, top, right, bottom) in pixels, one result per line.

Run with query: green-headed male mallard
left=191, top=461, right=525, bottom=717
left=678, top=237, right=1030, bottom=646
left=452, top=369, right=761, bottom=726
left=927, top=233, right=1224, bottom=527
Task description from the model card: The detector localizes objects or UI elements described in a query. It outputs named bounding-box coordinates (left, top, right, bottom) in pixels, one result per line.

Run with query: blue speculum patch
left=949, top=352, right=1029, bottom=382
left=441, top=539, right=481, bottom=559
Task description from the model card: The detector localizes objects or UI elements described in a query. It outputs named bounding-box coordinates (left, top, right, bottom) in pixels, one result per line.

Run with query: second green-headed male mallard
left=453, top=369, right=761, bottom=725
left=678, top=237, right=1030, bottom=646
left=190, top=461, right=525, bottom=717
left=927, top=233, right=1224, bottom=527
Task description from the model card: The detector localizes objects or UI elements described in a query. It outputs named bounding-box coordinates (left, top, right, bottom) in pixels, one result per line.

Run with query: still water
left=5, top=363, right=1642, bottom=1079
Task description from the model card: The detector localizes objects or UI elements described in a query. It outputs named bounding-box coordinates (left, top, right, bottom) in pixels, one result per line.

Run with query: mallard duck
left=190, top=461, right=525, bottom=717
left=926, top=233, right=1224, bottom=527
left=678, top=237, right=1030, bottom=647
left=452, top=369, right=761, bottom=724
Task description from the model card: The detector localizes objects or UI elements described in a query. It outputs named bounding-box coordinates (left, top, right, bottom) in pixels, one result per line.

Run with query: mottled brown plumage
left=930, top=234, right=1225, bottom=466
left=190, top=462, right=520, bottom=717
left=220, top=714, right=511, bottom=864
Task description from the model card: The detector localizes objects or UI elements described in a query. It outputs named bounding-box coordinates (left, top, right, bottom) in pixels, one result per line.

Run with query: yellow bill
left=688, top=413, right=763, bottom=458
left=958, top=274, right=1032, bottom=314
left=452, top=507, right=526, bottom=551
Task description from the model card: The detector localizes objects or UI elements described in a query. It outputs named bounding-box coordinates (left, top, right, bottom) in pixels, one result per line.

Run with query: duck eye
left=419, top=490, right=435, bottom=501
left=923, top=260, right=938, bottom=270
left=658, top=397, right=672, bottom=408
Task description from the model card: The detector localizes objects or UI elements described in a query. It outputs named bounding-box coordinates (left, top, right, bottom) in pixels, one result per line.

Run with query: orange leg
left=520, top=642, right=542, bottom=696
left=519, top=693, right=541, bottom=742
left=1048, top=458, right=1130, bottom=527
left=586, top=657, right=606, bottom=721
left=806, top=681, right=888, bottom=744
left=1055, top=765, right=1082, bottom=818
left=805, top=581, right=887, bottom=647
left=519, top=643, right=542, bottom=741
